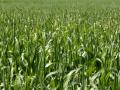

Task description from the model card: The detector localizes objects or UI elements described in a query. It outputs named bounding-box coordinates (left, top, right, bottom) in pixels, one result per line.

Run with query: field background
left=0, top=0, right=120, bottom=9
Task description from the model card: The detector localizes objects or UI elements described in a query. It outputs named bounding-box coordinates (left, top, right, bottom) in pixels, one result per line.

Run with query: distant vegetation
left=0, top=0, right=120, bottom=9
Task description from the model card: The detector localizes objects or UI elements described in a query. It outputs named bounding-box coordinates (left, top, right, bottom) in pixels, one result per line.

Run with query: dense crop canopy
left=0, top=8, right=120, bottom=90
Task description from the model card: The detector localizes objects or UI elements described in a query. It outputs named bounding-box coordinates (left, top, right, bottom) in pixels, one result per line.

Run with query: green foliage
left=0, top=7, right=120, bottom=90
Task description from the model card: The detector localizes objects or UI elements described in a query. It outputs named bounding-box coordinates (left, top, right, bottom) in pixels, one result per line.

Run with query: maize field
left=0, top=0, right=120, bottom=90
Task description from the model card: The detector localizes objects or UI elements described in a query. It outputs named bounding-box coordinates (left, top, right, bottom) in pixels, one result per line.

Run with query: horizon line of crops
left=0, top=8, right=120, bottom=90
